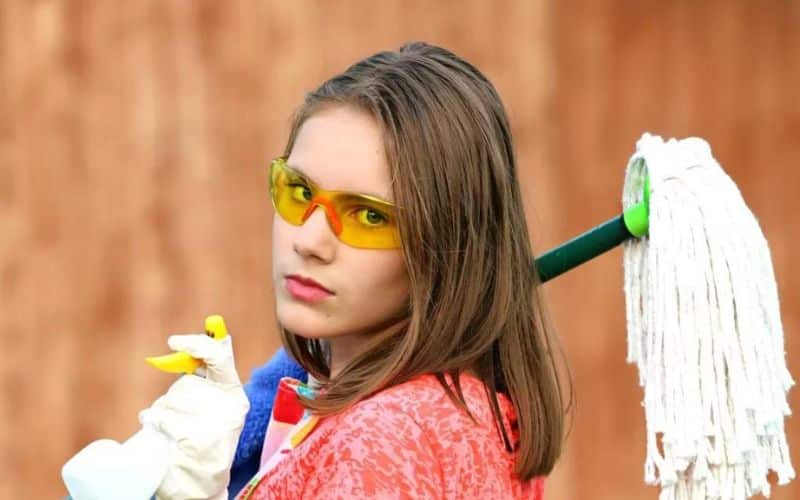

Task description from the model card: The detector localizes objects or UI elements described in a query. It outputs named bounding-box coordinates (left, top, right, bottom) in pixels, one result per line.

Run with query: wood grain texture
left=0, top=1, right=796, bottom=498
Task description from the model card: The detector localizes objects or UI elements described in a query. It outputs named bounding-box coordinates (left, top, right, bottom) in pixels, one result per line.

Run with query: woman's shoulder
left=348, top=373, right=460, bottom=417
left=346, top=372, right=514, bottom=433
left=332, top=373, right=518, bottom=467
left=316, top=372, right=512, bottom=464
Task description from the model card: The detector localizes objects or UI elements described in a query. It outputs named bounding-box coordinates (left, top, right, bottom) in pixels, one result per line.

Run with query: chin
left=275, top=300, right=338, bottom=339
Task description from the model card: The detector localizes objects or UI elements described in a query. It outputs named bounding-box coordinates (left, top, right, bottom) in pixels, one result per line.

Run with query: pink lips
left=285, top=275, right=333, bottom=303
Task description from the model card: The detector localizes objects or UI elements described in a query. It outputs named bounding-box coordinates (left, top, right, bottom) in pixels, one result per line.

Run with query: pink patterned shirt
left=240, top=372, right=545, bottom=499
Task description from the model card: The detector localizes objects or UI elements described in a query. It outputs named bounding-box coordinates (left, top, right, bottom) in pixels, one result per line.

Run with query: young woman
left=61, top=41, right=567, bottom=500
left=223, top=41, right=569, bottom=499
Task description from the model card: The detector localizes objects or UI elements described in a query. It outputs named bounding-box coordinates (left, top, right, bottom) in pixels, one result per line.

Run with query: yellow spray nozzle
left=145, top=314, right=228, bottom=374
left=204, top=314, right=228, bottom=340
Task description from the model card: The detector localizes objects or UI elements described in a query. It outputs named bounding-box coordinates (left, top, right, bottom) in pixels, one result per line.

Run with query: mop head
left=621, top=133, right=795, bottom=499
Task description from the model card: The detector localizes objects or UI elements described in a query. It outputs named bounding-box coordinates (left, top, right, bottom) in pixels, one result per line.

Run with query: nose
left=292, top=204, right=337, bottom=260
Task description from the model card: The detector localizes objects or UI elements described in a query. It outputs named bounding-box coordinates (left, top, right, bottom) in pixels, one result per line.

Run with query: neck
left=328, top=334, right=363, bottom=378
left=327, top=315, right=409, bottom=379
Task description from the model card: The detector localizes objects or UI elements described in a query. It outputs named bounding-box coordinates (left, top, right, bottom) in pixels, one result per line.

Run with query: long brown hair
left=278, top=42, right=570, bottom=480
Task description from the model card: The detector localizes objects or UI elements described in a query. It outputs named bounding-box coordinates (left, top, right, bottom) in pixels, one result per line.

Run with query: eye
left=288, top=183, right=312, bottom=202
left=354, top=207, right=388, bottom=227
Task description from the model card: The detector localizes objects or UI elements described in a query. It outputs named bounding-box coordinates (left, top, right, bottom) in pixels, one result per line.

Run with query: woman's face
left=271, top=105, right=410, bottom=369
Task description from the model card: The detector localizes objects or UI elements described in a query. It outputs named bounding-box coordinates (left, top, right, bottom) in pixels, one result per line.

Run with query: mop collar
left=622, top=164, right=650, bottom=238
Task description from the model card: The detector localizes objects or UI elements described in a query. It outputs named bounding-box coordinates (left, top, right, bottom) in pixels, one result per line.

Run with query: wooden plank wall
left=0, top=1, right=796, bottom=498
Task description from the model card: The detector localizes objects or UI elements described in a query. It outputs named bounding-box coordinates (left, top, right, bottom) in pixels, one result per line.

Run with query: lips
left=285, top=274, right=333, bottom=293
left=285, top=274, right=334, bottom=303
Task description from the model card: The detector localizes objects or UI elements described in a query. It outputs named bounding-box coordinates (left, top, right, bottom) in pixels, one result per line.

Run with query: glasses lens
left=333, top=195, right=400, bottom=249
left=270, top=158, right=311, bottom=226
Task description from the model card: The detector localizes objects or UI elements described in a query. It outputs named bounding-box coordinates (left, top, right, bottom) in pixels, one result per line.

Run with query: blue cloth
left=228, top=348, right=307, bottom=499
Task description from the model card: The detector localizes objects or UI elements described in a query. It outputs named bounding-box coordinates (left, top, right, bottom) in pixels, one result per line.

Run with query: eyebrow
left=285, top=161, right=395, bottom=204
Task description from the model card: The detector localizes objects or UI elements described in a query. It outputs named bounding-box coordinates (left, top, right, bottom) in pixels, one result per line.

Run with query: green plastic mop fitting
left=534, top=167, right=650, bottom=283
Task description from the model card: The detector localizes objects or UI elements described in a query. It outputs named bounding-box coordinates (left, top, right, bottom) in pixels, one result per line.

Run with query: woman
left=62, top=41, right=568, bottom=500
left=225, top=41, right=569, bottom=499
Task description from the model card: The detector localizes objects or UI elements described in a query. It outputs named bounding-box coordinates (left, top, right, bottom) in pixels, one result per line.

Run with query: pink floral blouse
left=237, top=372, right=545, bottom=499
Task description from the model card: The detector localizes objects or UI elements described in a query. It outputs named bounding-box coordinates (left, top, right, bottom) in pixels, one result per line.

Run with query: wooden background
left=1, top=1, right=797, bottom=498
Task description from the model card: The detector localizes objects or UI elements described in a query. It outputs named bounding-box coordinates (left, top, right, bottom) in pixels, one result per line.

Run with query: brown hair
left=278, top=42, right=570, bottom=480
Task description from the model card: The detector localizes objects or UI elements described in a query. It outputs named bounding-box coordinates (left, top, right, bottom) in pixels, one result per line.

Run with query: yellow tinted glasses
left=269, top=157, right=401, bottom=249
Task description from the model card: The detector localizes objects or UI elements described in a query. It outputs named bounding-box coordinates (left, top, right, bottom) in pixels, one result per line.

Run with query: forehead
left=286, top=106, right=393, bottom=202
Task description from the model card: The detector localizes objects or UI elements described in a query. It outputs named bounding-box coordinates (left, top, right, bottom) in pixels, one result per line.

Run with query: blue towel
left=228, top=348, right=307, bottom=498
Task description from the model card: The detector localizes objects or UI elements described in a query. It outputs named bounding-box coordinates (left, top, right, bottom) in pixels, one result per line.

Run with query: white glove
left=62, top=331, right=250, bottom=500
left=140, top=333, right=251, bottom=500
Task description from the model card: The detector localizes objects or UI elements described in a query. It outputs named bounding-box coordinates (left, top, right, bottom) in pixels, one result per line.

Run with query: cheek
left=345, top=252, right=409, bottom=313
left=271, top=214, right=290, bottom=262
left=271, top=216, right=295, bottom=291
left=271, top=213, right=283, bottom=249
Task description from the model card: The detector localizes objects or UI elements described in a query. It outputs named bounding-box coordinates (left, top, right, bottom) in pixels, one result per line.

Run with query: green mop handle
left=534, top=175, right=650, bottom=283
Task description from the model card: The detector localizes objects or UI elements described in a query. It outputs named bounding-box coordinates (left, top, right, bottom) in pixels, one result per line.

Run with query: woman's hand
left=62, top=329, right=250, bottom=500
left=140, top=333, right=250, bottom=500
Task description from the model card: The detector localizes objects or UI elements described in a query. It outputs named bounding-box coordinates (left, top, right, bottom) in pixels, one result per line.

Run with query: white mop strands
left=621, top=133, right=795, bottom=499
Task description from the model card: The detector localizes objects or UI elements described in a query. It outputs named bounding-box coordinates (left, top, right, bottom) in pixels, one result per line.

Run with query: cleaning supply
left=63, top=314, right=249, bottom=500
left=61, top=425, right=169, bottom=500
left=621, top=134, right=794, bottom=499
left=235, top=377, right=321, bottom=500
left=145, top=314, right=229, bottom=374
left=535, top=133, right=793, bottom=499
left=229, top=349, right=309, bottom=496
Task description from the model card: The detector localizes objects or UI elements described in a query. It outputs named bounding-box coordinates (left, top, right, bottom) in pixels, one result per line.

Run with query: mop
left=536, top=132, right=794, bottom=499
